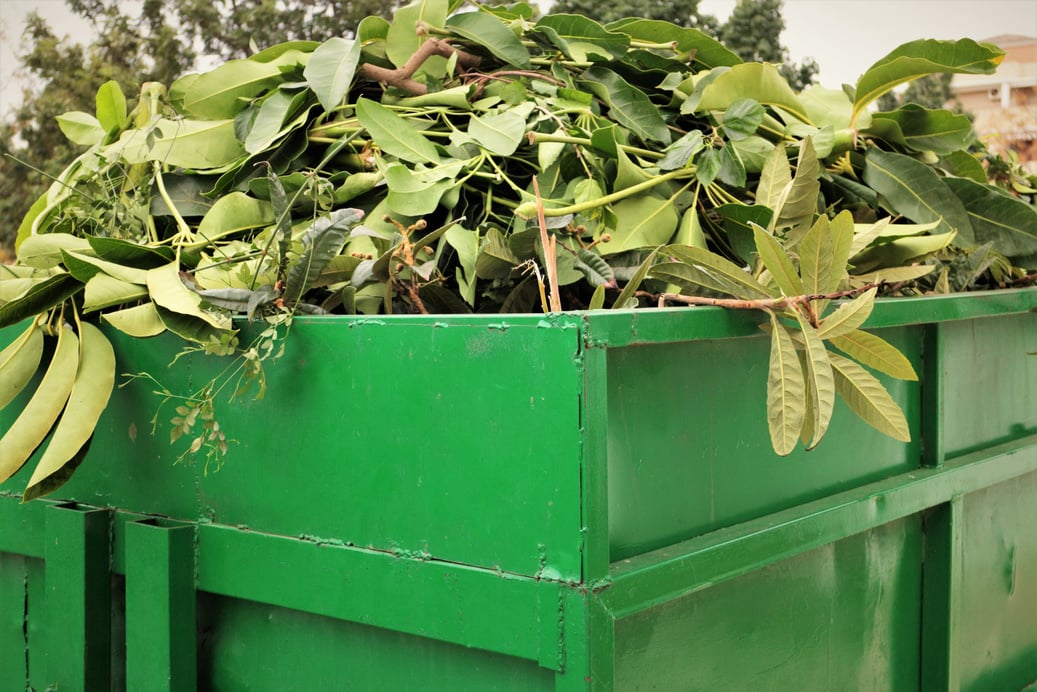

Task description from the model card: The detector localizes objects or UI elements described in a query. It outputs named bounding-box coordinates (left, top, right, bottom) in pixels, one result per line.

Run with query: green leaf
left=756, top=144, right=791, bottom=214
left=115, top=118, right=245, bottom=170
left=446, top=11, right=531, bottom=68
left=752, top=225, right=803, bottom=297
left=605, top=193, right=680, bottom=255
left=146, top=262, right=232, bottom=330
left=0, top=324, right=78, bottom=484
left=386, top=0, right=449, bottom=69
left=867, top=105, right=974, bottom=155
left=244, top=89, right=307, bottom=154
left=606, top=18, right=740, bottom=68
left=612, top=247, right=660, bottom=309
left=863, top=148, right=973, bottom=241
left=86, top=236, right=175, bottom=269
left=16, top=233, right=92, bottom=269
left=588, top=284, right=606, bottom=310
left=304, top=37, right=361, bottom=113
left=657, top=131, right=705, bottom=171
left=0, top=273, right=82, bottom=329
left=56, top=111, right=105, bottom=146
left=696, top=63, right=809, bottom=123
left=24, top=323, right=115, bottom=501
left=767, top=312, right=806, bottom=456
left=938, top=151, right=987, bottom=183
left=673, top=207, right=706, bottom=249
left=829, top=329, right=918, bottom=381
left=0, top=323, right=44, bottom=412
left=283, top=208, right=364, bottom=305
left=817, top=288, right=877, bottom=340
left=850, top=231, right=957, bottom=274
left=852, top=39, right=1004, bottom=125
left=95, top=80, right=127, bottom=134
left=475, top=227, right=519, bottom=280
left=652, top=245, right=772, bottom=300
left=356, top=97, right=440, bottom=164
left=197, top=192, right=275, bottom=243
left=83, top=274, right=147, bottom=312
left=100, top=302, right=167, bottom=338
left=721, top=98, right=765, bottom=141
left=793, top=310, right=835, bottom=449
left=468, top=109, right=528, bottom=156
left=573, top=249, right=614, bottom=287
left=180, top=59, right=283, bottom=119
left=534, top=14, right=629, bottom=62
left=776, top=138, right=820, bottom=233
left=830, top=352, right=911, bottom=442
left=579, top=66, right=671, bottom=144
left=943, top=177, right=1037, bottom=261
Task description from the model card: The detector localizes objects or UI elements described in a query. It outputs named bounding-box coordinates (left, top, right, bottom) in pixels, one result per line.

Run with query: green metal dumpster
left=2, top=288, right=1036, bottom=690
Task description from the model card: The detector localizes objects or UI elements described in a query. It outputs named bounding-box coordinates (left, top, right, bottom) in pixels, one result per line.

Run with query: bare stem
left=658, top=283, right=883, bottom=310
left=357, top=38, right=482, bottom=96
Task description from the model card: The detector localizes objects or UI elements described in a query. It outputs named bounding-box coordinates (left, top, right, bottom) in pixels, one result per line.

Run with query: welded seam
left=22, top=560, right=29, bottom=690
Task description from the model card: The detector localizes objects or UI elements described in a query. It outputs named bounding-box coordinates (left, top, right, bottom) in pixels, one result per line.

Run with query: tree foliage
left=717, top=0, right=817, bottom=91
left=547, top=0, right=719, bottom=31
left=0, top=0, right=390, bottom=255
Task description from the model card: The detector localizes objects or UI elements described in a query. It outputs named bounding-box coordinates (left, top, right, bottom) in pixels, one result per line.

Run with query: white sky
left=1, top=0, right=1036, bottom=118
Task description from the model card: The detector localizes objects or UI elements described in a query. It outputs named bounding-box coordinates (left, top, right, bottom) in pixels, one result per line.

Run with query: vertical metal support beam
left=44, top=502, right=111, bottom=691
left=554, top=587, right=614, bottom=691
left=920, top=497, right=963, bottom=691
left=921, top=323, right=945, bottom=468
left=125, top=519, right=196, bottom=692
left=580, top=346, right=611, bottom=583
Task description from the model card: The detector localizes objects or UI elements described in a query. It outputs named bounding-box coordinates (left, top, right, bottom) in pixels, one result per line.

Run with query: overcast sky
left=1, top=0, right=1036, bottom=118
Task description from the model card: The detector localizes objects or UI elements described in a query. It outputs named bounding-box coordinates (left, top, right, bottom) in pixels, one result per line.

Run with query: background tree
left=547, top=0, right=719, bottom=31
left=0, top=0, right=390, bottom=255
left=717, top=0, right=818, bottom=91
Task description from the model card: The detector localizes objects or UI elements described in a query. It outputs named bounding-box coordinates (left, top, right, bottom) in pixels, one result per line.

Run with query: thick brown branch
left=356, top=38, right=482, bottom=96
left=658, top=283, right=883, bottom=310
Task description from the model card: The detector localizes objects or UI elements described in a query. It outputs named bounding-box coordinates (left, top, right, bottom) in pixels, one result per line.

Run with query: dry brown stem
left=357, top=38, right=482, bottom=95
left=657, top=283, right=883, bottom=310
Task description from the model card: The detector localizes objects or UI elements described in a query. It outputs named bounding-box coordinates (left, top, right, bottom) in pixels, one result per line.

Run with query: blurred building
left=952, top=34, right=1037, bottom=171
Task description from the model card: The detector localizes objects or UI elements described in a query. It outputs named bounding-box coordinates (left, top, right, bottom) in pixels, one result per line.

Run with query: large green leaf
left=766, top=312, right=806, bottom=456
left=468, top=109, right=528, bottom=156
left=944, top=177, right=1037, bottom=262
left=0, top=273, right=82, bottom=329
left=304, top=37, right=361, bottom=113
left=244, top=89, right=309, bottom=154
left=606, top=18, right=740, bottom=68
left=100, top=302, right=167, bottom=338
left=605, top=192, right=680, bottom=255
left=356, top=97, right=441, bottom=164
left=115, top=118, right=245, bottom=170
left=24, top=323, right=115, bottom=501
left=386, top=0, right=450, bottom=69
left=829, top=329, right=918, bottom=381
left=852, top=39, right=1004, bottom=125
left=146, top=262, right=232, bottom=330
left=696, top=63, right=809, bottom=123
left=446, top=11, right=531, bottom=68
left=56, top=111, right=105, bottom=146
left=283, top=209, right=364, bottom=306
left=196, top=192, right=275, bottom=243
left=830, top=352, right=911, bottom=442
left=83, top=274, right=147, bottom=312
left=867, top=105, right=974, bottom=155
left=0, top=323, right=44, bottom=412
left=95, top=80, right=126, bottom=134
left=180, top=59, right=283, bottom=119
left=863, top=148, right=973, bottom=241
left=652, top=245, right=772, bottom=300
left=534, top=14, right=629, bottom=62
left=579, top=67, right=671, bottom=144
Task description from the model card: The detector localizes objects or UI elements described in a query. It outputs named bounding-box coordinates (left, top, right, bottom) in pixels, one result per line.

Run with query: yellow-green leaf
left=767, top=312, right=806, bottom=456
left=753, top=224, right=803, bottom=297
left=24, top=323, right=115, bottom=500
left=146, top=262, right=232, bottom=330
left=818, top=287, right=877, bottom=340
left=0, top=324, right=79, bottom=484
left=829, top=329, right=918, bottom=380
left=100, top=302, right=167, bottom=338
left=0, top=322, right=44, bottom=411
left=831, top=352, right=911, bottom=442
left=793, top=310, right=835, bottom=449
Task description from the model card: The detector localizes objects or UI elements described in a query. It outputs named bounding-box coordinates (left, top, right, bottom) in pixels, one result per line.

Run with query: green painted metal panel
left=940, top=313, right=1037, bottom=458
left=606, top=326, right=922, bottom=561
left=0, top=552, right=27, bottom=690
left=612, top=517, right=923, bottom=690
left=959, top=472, right=1037, bottom=692
left=194, top=593, right=555, bottom=691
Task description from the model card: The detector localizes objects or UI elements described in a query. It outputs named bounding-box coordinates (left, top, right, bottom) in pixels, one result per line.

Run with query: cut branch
left=658, top=283, right=883, bottom=310
left=357, top=38, right=482, bottom=95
